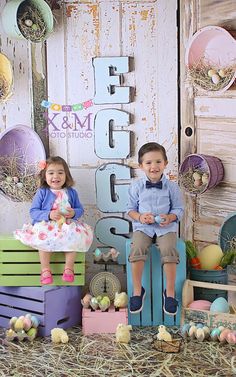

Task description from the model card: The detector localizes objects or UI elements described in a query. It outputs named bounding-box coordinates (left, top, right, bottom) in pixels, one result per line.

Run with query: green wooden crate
left=0, top=235, right=85, bottom=286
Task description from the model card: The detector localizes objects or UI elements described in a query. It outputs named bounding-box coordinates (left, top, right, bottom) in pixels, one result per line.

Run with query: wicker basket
left=152, top=334, right=183, bottom=353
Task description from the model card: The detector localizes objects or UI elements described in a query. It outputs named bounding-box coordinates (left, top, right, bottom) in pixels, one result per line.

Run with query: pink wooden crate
left=82, top=305, right=128, bottom=335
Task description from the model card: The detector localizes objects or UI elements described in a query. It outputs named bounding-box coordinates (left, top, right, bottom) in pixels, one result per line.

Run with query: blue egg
left=181, top=323, right=191, bottom=336
left=196, top=323, right=204, bottom=328
left=210, top=328, right=221, bottom=341
left=94, top=248, right=102, bottom=257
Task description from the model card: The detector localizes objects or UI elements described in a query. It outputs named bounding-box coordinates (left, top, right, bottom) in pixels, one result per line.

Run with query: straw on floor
left=0, top=326, right=235, bottom=377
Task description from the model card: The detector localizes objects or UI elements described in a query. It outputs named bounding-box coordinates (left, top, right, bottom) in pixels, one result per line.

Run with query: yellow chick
left=51, top=328, right=69, bottom=344
left=157, top=325, right=172, bottom=342
left=57, top=215, right=66, bottom=229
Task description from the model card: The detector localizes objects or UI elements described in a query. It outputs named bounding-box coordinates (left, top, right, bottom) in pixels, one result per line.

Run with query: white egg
left=25, top=19, right=33, bottom=27
left=211, top=74, right=220, bottom=85
left=192, top=172, right=201, bottom=180
left=196, top=328, right=205, bottom=342
left=201, top=173, right=209, bottom=185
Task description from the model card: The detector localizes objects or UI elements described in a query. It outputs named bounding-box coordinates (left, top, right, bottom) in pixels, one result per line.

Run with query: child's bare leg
left=39, top=250, right=51, bottom=275
left=131, top=260, right=145, bottom=296
left=163, top=262, right=176, bottom=297
left=65, top=252, right=77, bottom=273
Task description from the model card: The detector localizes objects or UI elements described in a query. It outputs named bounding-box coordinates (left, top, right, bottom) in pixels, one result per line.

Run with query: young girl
left=14, top=156, right=93, bottom=285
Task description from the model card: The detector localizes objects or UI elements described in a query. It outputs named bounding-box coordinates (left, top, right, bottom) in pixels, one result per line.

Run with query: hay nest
left=153, top=334, right=183, bottom=353
left=179, top=167, right=209, bottom=194
left=187, top=58, right=236, bottom=92
left=17, top=1, right=47, bottom=43
left=0, top=156, right=38, bottom=202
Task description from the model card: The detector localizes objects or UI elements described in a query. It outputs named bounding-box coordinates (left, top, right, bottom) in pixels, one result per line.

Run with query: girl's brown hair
left=38, top=156, right=75, bottom=188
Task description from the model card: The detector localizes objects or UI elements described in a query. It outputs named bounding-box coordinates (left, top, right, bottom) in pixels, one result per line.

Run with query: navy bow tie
left=146, top=180, right=162, bottom=189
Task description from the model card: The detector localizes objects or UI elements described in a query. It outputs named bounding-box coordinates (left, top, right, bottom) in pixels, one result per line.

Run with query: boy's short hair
left=138, top=142, right=168, bottom=164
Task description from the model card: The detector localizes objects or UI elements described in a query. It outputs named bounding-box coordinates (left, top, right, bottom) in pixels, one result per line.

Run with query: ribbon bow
left=146, top=180, right=162, bottom=189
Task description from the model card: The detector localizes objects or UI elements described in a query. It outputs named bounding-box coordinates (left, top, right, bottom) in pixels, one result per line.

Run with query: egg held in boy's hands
left=197, top=244, right=223, bottom=269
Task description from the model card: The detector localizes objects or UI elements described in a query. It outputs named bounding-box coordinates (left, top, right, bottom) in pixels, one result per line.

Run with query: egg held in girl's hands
left=197, top=244, right=223, bottom=269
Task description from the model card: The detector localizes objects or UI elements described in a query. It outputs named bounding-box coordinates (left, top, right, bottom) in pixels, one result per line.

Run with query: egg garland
left=5, top=313, right=40, bottom=341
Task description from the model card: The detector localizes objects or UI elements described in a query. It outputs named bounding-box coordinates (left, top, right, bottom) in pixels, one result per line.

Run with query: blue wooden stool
left=126, top=238, right=186, bottom=326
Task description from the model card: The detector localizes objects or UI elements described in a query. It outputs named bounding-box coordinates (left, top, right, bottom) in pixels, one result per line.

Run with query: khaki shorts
left=129, top=231, right=179, bottom=265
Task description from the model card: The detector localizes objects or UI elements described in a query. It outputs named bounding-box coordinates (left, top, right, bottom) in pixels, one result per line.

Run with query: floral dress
left=14, top=189, right=93, bottom=252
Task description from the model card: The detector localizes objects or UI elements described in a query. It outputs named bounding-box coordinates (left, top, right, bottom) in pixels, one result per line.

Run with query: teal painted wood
left=96, top=163, right=131, bottom=213
left=151, top=246, right=163, bottom=326
left=94, top=109, right=130, bottom=159
left=126, top=238, right=186, bottom=326
left=93, top=57, right=131, bottom=104
left=141, top=253, right=152, bottom=326
left=95, top=217, right=131, bottom=265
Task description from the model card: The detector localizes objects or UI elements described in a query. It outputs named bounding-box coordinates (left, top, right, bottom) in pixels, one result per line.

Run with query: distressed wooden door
left=180, top=0, right=236, bottom=249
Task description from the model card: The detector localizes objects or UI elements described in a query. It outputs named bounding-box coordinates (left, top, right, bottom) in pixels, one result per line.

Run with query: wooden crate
left=0, top=235, right=85, bottom=286
left=0, top=286, right=82, bottom=336
left=181, top=279, right=236, bottom=330
left=126, top=238, right=186, bottom=327
left=82, top=306, right=128, bottom=335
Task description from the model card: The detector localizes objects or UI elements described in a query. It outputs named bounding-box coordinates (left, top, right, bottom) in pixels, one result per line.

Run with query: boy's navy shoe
left=129, top=287, right=146, bottom=314
left=163, top=290, right=178, bottom=316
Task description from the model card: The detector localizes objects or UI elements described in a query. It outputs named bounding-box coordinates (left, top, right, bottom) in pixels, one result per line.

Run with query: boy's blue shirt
left=127, top=175, right=184, bottom=237
left=30, top=187, right=84, bottom=225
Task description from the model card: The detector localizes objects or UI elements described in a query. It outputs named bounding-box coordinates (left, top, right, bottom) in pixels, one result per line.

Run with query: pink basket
left=185, top=26, right=236, bottom=92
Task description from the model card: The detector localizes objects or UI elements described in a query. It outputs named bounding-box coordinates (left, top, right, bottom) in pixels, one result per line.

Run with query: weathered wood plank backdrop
left=0, top=0, right=178, bottom=288
left=180, top=0, right=236, bottom=250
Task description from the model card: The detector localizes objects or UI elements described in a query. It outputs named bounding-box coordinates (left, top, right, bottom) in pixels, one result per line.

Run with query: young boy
left=127, top=142, right=184, bottom=315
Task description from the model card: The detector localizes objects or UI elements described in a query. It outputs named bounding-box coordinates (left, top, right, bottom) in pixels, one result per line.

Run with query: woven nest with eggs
left=187, top=58, right=236, bottom=92
left=17, top=1, right=47, bottom=43
left=179, top=168, right=209, bottom=195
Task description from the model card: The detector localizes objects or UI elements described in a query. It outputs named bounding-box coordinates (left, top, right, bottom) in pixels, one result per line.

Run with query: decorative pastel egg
left=94, top=248, right=102, bottom=257
left=189, top=325, right=197, bottom=339
left=188, top=300, right=212, bottom=310
left=90, top=297, right=99, bottom=310
left=16, top=182, right=23, bottom=188
left=27, top=327, right=37, bottom=340
left=226, top=331, right=236, bottom=344
left=202, top=326, right=210, bottom=339
left=32, top=24, right=38, bottom=31
left=181, top=323, right=191, bottom=337
left=197, top=244, right=223, bottom=270
left=25, top=313, right=32, bottom=319
left=23, top=317, right=32, bottom=331
left=81, top=293, right=92, bottom=308
left=219, top=328, right=231, bottom=343
left=12, top=176, right=19, bottom=183
left=210, top=297, right=230, bottom=313
left=17, top=330, right=26, bottom=341
left=30, top=315, right=39, bottom=328
left=196, top=328, right=205, bottom=342
left=201, top=173, right=209, bottom=185
left=14, top=318, right=24, bottom=331
left=9, top=317, right=18, bottom=329
left=196, top=323, right=204, bottom=329
left=210, top=328, right=221, bottom=341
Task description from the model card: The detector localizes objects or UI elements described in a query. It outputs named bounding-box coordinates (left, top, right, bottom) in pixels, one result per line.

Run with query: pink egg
left=219, top=328, right=231, bottom=343
left=226, top=331, right=236, bottom=344
left=188, top=300, right=212, bottom=310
